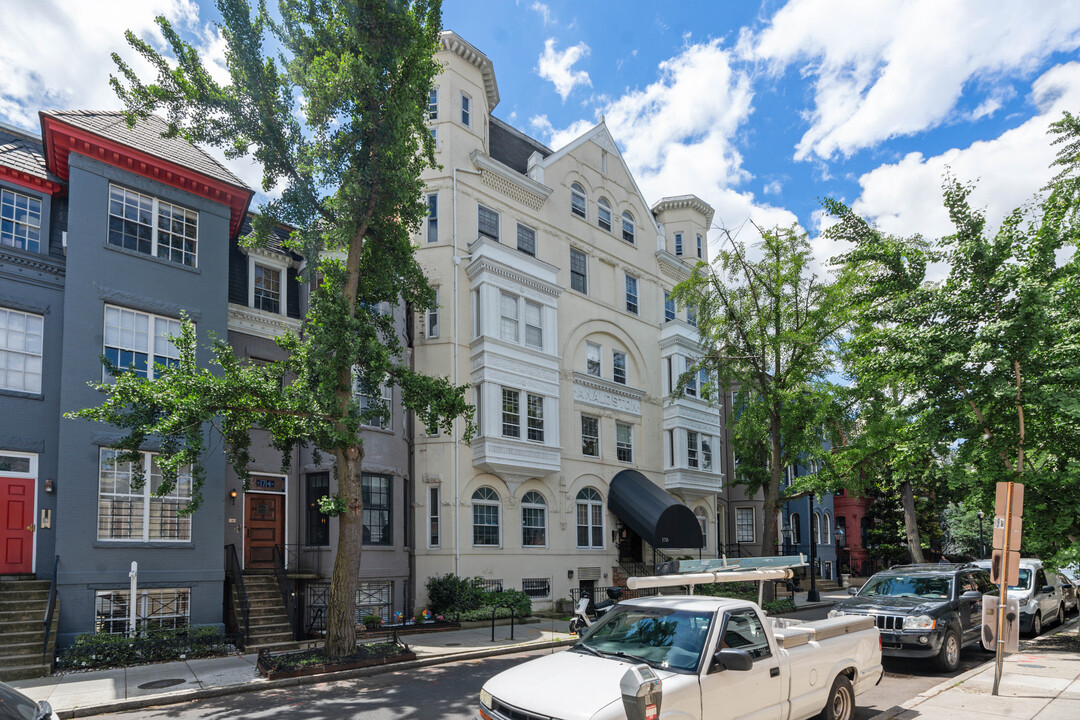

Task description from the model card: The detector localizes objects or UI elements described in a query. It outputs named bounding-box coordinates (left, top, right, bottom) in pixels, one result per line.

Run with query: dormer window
left=570, top=183, right=586, bottom=219
left=253, top=264, right=281, bottom=314
left=621, top=212, right=635, bottom=244
left=597, top=197, right=612, bottom=232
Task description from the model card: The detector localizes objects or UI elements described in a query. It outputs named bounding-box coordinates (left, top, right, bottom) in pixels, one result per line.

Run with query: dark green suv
left=827, top=563, right=994, bottom=672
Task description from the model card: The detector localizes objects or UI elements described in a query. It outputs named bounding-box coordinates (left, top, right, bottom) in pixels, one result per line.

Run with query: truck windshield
left=578, top=605, right=713, bottom=673
left=860, top=575, right=952, bottom=599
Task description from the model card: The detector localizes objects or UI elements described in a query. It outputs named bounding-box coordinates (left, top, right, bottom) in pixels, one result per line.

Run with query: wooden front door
left=245, top=493, right=284, bottom=569
left=1, top=477, right=34, bottom=574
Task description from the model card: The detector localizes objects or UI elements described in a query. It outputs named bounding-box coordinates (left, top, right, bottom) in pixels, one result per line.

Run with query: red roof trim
left=0, top=165, right=65, bottom=196
left=41, top=115, right=253, bottom=237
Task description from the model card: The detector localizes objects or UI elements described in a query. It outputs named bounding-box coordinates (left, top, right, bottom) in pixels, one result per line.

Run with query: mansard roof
left=0, top=123, right=65, bottom=195
left=489, top=116, right=551, bottom=175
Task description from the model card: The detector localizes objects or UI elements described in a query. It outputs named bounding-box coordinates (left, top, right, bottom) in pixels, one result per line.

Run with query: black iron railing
left=224, top=544, right=250, bottom=648
left=272, top=544, right=301, bottom=640
left=42, top=554, right=58, bottom=666
left=280, top=543, right=328, bottom=577
left=569, top=585, right=658, bottom=607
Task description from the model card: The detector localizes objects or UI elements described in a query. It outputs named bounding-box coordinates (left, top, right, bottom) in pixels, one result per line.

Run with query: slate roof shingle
left=488, top=116, right=551, bottom=175
left=0, top=128, right=62, bottom=184
left=40, top=110, right=249, bottom=189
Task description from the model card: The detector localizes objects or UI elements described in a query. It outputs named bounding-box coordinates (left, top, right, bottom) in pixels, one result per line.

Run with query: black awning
left=608, top=470, right=703, bottom=549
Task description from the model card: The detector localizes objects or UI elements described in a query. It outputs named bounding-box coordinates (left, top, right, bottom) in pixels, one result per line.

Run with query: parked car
left=973, top=558, right=1064, bottom=636
left=1058, top=574, right=1077, bottom=614
left=0, top=681, right=57, bottom=720
left=828, top=563, right=994, bottom=671
left=478, top=595, right=882, bottom=720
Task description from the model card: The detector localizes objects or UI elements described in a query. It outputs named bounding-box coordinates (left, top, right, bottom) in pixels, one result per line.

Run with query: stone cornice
left=439, top=32, right=500, bottom=110
left=0, top=248, right=65, bottom=277
left=471, top=150, right=552, bottom=203
left=466, top=251, right=563, bottom=298
left=243, top=244, right=301, bottom=268
left=651, top=194, right=715, bottom=225
left=228, top=304, right=301, bottom=340
left=572, top=372, right=646, bottom=402
left=656, top=250, right=693, bottom=280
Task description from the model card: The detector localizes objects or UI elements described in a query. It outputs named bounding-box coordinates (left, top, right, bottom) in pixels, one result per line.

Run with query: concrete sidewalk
left=873, top=617, right=1080, bottom=720
left=8, top=620, right=577, bottom=718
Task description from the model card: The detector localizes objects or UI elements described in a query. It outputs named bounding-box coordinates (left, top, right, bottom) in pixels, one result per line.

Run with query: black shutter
left=286, top=266, right=301, bottom=318
left=228, top=237, right=248, bottom=306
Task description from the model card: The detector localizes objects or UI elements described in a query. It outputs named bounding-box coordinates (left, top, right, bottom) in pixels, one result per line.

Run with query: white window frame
left=253, top=262, right=282, bottom=314
left=697, top=234, right=703, bottom=259
left=478, top=204, right=499, bottom=241
left=687, top=430, right=699, bottom=469
left=246, top=255, right=289, bottom=316
left=460, top=93, right=471, bottom=127
left=501, top=386, right=520, bottom=438
left=570, top=247, right=588, bottom=294
left=1, top=188, right=42, bottom=253
left=97, top=448, right=192, bottom=543
left=570, top=183, right=587, bottom=219
left=499, top=291, right=519, bottom=343
left=685, top=356, right=698, bottom=397
left=576, top=487, right=604, bottom=549
left=472, top=486, right=500, bottom=547
left=428, top=87, right=438, bottom=120
left=426, top=288, right=440, bottom=338
left=736, top=507, right=755, bottom=543
left=621, top=211, right=635, bottom=244
left=521, top=490, right=547, bottom=548
left=102, top=305, right=183, bottom=381
left=612, top=350, right=627, bottom=385
left=427, top=486, right=441, bottom=548
left=108, top=184, right=198, bottom=267
left=823, top=512, right=832, bottom=545
left=625, top=274, right=638, bottom=314
left=597, top=197, right=612, bottom=232
left=426, top=193, right=438, bottom=243
left=524, top=300, right=543, bottom=350
left=674, top=232, right=683, bottom=256
left=616, top=422, right=633, bottom=463
left=664, top=292, right=676, bottom=322
left=586, top=342, right=602, bottom=377
left=516, top=222, right=536, bottom=256
left=581, top=414, right=600, bottom=457
left=526, top=392, right=544, bottom=442
left=0, top=306, right=43, bottom=394
left=358, top=380, right=393, bottom=430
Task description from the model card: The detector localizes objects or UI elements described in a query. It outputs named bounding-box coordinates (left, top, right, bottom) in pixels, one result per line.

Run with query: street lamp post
left=834, top=527, right=846, bottom=586
left=977, top=510, right=985, bottom=559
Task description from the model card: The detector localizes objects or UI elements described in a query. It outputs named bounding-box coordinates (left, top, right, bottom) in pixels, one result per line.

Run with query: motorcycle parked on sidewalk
left=569, top=587, right=622, bottom=636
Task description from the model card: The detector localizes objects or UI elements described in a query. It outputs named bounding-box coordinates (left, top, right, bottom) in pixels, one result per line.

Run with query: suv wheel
left=935, top=629, right=961, bottom=672
left=1058, top=603, right=1065, bottom=627
left=1032, top=611, right=1042, bottom=637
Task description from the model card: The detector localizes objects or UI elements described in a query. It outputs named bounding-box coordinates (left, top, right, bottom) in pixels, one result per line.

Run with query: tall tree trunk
left=760, top=414, right=784, bottom=602
left=899, top=480, right=925, bottom=563
left=324, top=446, right=365, bottom=658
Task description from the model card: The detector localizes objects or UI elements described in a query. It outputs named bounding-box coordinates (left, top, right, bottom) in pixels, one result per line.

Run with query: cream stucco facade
left=410, top=32, right=727, bottom=608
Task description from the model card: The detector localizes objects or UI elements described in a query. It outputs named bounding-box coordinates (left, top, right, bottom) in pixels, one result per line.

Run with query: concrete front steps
left=0, top=578, right=58, bottom=682
left=238, top=573, right=306, bottom=653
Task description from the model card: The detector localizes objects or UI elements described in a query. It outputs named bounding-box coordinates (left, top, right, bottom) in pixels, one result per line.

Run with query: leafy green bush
left=482, top=589, right=531, bottom=618
left=762, top=598, right=797, bottom=615
left=457, top=606, right=519, bottom=622
left=425, top=574, right=485, bottom=614
left=57, top=626, right=233, bottom=671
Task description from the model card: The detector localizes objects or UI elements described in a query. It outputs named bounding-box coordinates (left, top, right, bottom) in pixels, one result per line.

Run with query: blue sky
left=4, top=0, right=1079, bottom=269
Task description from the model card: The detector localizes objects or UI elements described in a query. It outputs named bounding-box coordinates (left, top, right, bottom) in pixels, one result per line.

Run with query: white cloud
left=537, top=38, right=592, bottom=102
left=763, top=180, right=783, bottom=195
left=745, top=0, right=1080, bottom=161
left=851, top=62, right=1080, bottom=248
left=530, top=2, right=555, bottom=27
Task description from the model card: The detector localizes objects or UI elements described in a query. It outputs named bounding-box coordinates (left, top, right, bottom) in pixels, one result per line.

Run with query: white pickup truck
left=477, top=595, right=882, bottom=720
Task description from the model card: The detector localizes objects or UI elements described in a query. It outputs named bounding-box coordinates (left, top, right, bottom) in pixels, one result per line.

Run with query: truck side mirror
left=848, top=586, right=859, bottom=596
left=960, top=590, right=982, bottom=600
left=709, top=649, right=753, bottom=674
left=1040, top=585, right=1055, bottom=595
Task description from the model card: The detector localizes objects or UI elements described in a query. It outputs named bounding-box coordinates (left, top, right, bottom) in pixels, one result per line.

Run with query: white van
left=973, top=558, right=1064, bottom=636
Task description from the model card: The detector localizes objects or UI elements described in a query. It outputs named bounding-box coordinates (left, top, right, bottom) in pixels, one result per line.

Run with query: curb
left=55, top=637, right=577, bottom=719
left=867, top=614, right=1080, bottom=720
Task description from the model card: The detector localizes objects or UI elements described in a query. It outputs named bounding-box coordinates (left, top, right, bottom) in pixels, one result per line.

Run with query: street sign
left=990, top=548, right=1021, bottom=586
left=992, top=515, right=1022, bottom=551
left=994, top=482, right=1024, bottom=521
left=982, top=595, right=1020, bottom=653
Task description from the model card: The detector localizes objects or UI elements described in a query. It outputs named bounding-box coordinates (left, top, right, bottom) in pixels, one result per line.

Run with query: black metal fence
left=280, top=543, right=328, bottom=577
left=569, top=585, right=658, bottom=607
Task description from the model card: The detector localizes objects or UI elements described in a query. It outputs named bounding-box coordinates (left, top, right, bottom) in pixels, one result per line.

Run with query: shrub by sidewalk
left=56, top=626, right=236, bottom=671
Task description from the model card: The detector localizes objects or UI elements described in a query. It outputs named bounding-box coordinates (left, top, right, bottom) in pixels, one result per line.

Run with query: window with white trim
left=702, top=435, right=713, bottom=471
left=736, top=507, right=755, bottom=543
left=499, top=291, right=519, bottom=342
left=687, top=430, right=699, bottom=469
left=253, top=263, right=281, bottom=314
left=1, top=188, right=42, bottom=253
left=581, top=414, right=599, bottom=457
left=570, top=183, right=587, bottom=219
left=460, top=93, right=471, bottom=126
left=696, top=234, right=703, bottom=259
left=428, top=486, right=440, bottom=547
left=103, top=306, right=182, bottom=381
left=616, top=422, right=632, bottom=462
left=597, top=197, right=612, bottom=231
left=97, top=449, right=192, bottom=542
left=0, top=307, right=43, bottom=394
left=524, top=301, right=542, bottom=350
left=612, top=350, right=627, bottom=385
left=501, top=387, right=520, bottom=438
left=516, top=222, right=536, bottom=256
left=478, top=204, right=499, bottom=240
left=95, top=588, right=189, bottom=634
left=428, top=88, right=438, bottom=120
left=570, top=247, right=588, bottom=293
left=526, top=392, right=544, bottom=442
left=362, top=473, right=392, bottom=545
left=358, top=380, right=393, bottom=429
left=664, top=292, right=675, bottom=322
left=674, top=232, right=683, bottom=256
left=521, top=491, right=546, bottom=547
left=622, top=211, right=635, bottom=244
left=687, top=305, right=697, bottom=327
left=625, top=274, right=638, bottom=314
left=426, top=193, right=438, bottom=243
left=472, top=486, right=500, bottom=546
left=576, top=487, right=604, bottom=548
left=426, top=288, right=440, bottom=338
left=823, top=512, right=832, bottom=545
left=586, top=342, right=601, bottom=377
left=108, top=184, right=198, bottom=267
left=685, top=357, right=697, bottom=397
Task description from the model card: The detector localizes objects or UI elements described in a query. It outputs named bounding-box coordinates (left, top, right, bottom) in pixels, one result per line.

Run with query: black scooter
left=569, top=587, right=622, bottom=636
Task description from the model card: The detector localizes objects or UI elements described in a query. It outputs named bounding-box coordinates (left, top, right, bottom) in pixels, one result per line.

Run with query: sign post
left=991, top=482, right=1024, bottom=696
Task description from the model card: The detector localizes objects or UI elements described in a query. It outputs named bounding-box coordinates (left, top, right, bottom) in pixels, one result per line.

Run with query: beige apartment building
left=410, top=32, right=749, bottom=608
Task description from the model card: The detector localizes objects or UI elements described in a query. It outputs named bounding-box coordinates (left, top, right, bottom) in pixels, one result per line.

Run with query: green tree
left=70, top=0, right=472, bottom=659
left=671, top=225, right=851, bottom=571
left=826, top=116, right=1080, bottom=567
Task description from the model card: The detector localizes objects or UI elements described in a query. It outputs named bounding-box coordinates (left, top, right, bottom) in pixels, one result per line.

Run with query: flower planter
left=257, top=647, right=416, bottom=680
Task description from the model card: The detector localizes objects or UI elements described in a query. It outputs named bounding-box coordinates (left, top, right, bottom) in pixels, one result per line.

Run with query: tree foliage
left=70, top=0, right=472, bottom=658
left=671, top=225, right=851, bottom=567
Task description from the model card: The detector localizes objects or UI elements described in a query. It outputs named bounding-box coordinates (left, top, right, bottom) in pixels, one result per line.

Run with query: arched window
left=823, top=512, right=832, bottom=545
left=622, top=211, right=635, bottom=244
left=597, top=197, right=612, bottom=232
left=812, top=512, right=821, bottom=546
left=570, top=183, right=587, bottom=219
left=694, top=506, right=708, bottom=548
left=521, top=491, right=546, bottom=547
left=472, top=486, right=500, bottom=546
left=576, top=488, right=604, bottom=548
left=792, top=513, right=802, bottom=545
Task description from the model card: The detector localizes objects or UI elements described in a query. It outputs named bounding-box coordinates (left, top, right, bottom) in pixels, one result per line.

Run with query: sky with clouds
left=3, top=0, right=1079, bottom=271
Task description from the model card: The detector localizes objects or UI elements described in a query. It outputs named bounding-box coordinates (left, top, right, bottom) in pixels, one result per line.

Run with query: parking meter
left=620, top=664, right=662, bottom=720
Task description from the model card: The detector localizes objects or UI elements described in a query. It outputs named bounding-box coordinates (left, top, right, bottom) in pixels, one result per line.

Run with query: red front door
left=1, top=477, right=34, bottom=574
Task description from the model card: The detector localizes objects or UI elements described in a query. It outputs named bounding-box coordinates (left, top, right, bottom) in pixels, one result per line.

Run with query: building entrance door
left=1, top=477, right=34, bottom=574
left=245, top=493, right=284, bottom=569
